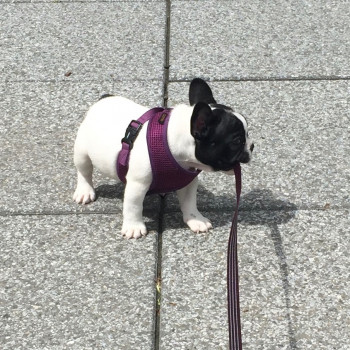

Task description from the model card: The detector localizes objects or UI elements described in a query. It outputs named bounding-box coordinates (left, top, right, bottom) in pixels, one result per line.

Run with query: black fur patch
left=99, top=94, right=114, bottom=100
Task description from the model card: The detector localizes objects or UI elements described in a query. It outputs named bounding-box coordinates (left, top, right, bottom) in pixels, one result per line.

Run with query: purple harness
left=117, top=108, right=201, bottom=195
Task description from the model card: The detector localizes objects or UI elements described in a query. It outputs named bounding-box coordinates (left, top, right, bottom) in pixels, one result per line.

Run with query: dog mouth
left=239, top=152, right=251, bottom=164
left=198, top=142, right=254, bottom=171
left=228, top=150, right=252, bottom=169
left=239, top=143, right=254, bottom=164
left=211, top=152, right=251, bottom=171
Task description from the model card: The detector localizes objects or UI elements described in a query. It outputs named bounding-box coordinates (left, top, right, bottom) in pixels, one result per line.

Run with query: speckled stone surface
left=1, top=2, right=165, bottom=82
left=166, top=80, right=350, bottom=212
left=0, top=81, right=163, bottom=215
left=160, top=210, right=350, bottom=349
left=0, top=214, right=158, bottom=350
left=3, top=0, right=162, bottom=2
left=170, top=0, right=350, bottom=80
left=2, top=0, right=350, bottom=349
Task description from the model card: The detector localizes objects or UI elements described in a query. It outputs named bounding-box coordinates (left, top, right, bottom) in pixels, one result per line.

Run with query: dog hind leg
left=73, top=140, right=96, bottom=204
left=121, top=180, right=149, bottom=239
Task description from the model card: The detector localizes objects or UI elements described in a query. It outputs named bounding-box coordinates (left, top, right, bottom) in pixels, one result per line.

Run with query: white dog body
left=73, top=79, right=253, bottom=239
left=74, top=96, right=213, bottom=238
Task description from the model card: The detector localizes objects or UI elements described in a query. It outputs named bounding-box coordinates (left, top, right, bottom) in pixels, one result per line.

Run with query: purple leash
left=228, top=163, right=242, bottom=350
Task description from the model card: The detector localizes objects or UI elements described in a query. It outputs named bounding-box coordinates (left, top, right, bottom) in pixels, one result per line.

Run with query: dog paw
left=73, top=185, right=96, bottom=204
left=121, top=222, right=147, bottom=239
left=184, top=213, right=212, bottom=233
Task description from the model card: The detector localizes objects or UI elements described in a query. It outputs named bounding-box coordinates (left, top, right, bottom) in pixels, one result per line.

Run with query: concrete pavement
left=1, top=1, right=349, bottom=349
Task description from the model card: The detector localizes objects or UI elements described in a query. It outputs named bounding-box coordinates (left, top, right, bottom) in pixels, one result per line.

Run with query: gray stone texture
left=170, top=0, right=350, bottom=80
left=0, top=214, right=158, bottom=350
left=167, top=80, right=350, bottom=212
left=160, top=210, right=350, bottom=349
left=0, top=81, right=163, bottom=215
left=1, top=2, right=165, bottom=81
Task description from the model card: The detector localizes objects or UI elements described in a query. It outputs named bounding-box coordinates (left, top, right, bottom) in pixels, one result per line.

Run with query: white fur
left=233, top=111, right=252, bottom=150
left=224, top=111, right=253, bottom=176
left=73, top=97, right=214, bottom=239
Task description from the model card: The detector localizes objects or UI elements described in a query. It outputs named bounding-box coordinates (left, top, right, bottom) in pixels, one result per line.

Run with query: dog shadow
left=94, top=183, right=162, bottom=231
left=96, top=183, right=298, bottom=349
left=239, top=188, right=297, bottom=224
left=95, top=183, right=163, bottom=209
left=95, top=183, right=124, bottom=200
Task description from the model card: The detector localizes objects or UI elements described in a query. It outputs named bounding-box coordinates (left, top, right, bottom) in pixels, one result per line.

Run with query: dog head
left=189, top=78, right=253, bottom=172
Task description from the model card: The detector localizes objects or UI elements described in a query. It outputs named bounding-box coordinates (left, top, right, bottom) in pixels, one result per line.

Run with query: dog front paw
left=73, top=184, right=96, bottom=204
left=122, top=222, right=147, bottom=239
left=184, top=213, right=212, bottom=233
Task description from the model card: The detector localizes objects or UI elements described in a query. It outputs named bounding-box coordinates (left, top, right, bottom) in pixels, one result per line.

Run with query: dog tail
left=99, top=94, right=114, bottom=100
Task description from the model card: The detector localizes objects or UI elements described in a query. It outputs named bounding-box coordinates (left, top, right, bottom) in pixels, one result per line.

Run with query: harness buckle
left=121, top=120, right=143, bottom=150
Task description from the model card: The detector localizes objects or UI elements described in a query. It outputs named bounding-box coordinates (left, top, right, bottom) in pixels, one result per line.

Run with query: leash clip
left=121, top=120, right=143, bottom=150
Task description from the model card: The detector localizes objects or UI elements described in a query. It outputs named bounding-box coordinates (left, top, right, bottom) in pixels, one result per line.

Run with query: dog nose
left=250, top=143, right=255, bottom=152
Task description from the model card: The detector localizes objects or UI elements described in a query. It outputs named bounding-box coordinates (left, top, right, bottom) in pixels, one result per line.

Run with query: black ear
left=189, top=78, right=217, bottom=106
left=191, top=102, right=218, bottom=140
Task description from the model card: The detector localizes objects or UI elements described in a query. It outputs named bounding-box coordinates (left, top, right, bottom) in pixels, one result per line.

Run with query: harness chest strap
left=117, top=108, right=201, bottom=195
left=117, top=108, right=163, bottom=179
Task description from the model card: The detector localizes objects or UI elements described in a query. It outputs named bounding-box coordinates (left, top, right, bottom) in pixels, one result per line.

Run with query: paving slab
left=160, top=209, right=350, bottom=349
left=0, top=214, right=158, bottom=350
left=0, top=80, right=163, bottom=215
left=166, top=80, right=350, bottom=211
left=2, top=1, right=350, bottom=350
left=1, top=2, right=165, bottom=81
left=2, top=0, right=162, bottom=2
left=170, top=0, right=350, bottom=80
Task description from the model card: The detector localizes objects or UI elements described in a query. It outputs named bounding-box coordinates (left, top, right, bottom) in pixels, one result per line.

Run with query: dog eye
left=230, top=137, right=246, bottom=148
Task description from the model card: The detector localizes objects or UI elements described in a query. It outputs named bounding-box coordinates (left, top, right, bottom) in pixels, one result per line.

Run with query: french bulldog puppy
left=73, top=78, right=253, bottom=239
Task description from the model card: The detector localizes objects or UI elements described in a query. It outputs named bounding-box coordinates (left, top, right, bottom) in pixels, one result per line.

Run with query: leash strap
left=228, top=163, right=242, bottom=349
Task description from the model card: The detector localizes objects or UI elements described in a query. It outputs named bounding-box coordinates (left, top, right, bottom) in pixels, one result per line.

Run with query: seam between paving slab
left=169, top=76, right=350, bottom=83
left=153, top=2, right=171, bottom=350
left=3, top=0, right=165, bottom=4
left=1, top=206, right=347, bottom=217
left=4, top=75, right=350, bottom=85
left=156, top=5, right=349, bottom=350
